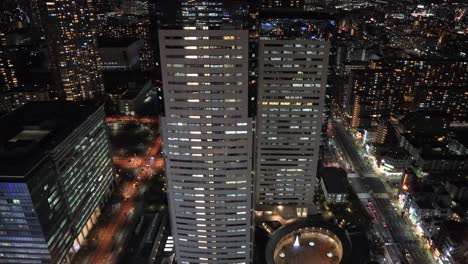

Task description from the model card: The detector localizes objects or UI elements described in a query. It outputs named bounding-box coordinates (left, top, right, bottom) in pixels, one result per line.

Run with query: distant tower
left=262, top=0, right=306, bottom=9
left=179, top=0, right=226, bottom=29
left=255, top=12, right=331, bottom=216
left=159, top=29, right=253, bottom=263
left=0, top=33, right=19, bottom=93
left=40, top=0, right=104, bottom=101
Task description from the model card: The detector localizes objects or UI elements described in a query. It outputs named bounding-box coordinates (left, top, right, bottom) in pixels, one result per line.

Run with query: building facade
left=0, top=102, right=114, bottom=263
left=159, top=30, right=252, bottom=263
left=179, top=0, right=226, bottom=30
left=348, top=60, right=468, bottom=128
left=255, top=16, right=330, bottom=214
left=40, top=0, right=104, bottom=101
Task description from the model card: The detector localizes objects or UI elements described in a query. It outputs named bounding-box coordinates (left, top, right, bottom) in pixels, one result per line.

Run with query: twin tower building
left=160, top=10, right=331, bottom=264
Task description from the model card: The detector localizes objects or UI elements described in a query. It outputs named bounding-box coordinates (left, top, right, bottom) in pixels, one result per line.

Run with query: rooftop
left=98, top=38, right=143, bottom=48
left=266, top=217, right=352, bottom=264
left=0, top=102, right=99, bottom=180
left=120, top=81, right=152, bottom=100
left=320, top=167, right=347, bottom=194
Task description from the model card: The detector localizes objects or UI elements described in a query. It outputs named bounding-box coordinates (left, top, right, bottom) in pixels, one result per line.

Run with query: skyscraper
left=159, top=30, right=252, bottom=263
left=179, top=0, right=226, bottom=29
left=0, top=102, right=114, bottom=264
left=40, top=0, right=104, bottom=101
left=255, top=13, right=331, bottom=215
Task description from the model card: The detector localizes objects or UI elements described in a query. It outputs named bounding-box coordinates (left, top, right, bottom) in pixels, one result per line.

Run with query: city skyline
left=0, top=1, right=467, bottom=264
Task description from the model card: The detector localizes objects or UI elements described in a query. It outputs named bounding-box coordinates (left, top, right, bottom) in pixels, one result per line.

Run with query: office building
left=179, top=0, right=226, bottom=29
left=159, top=30, right=252, bottom=263
left=98, top=39, right=144, bottom=72
left=255, top=14, right=330, bottom=215
left=319, top=168, right=349, bottom=205
left=96, top=13, right=157, bottom=75
left=118, top=81, right=155, bottom=116
left=0, top=102, right=114, bottom=263
left=40, top=0, right=104, bottom=101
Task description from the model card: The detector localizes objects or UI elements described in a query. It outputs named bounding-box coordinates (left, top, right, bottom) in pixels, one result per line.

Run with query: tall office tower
left=40, top=0, right=104, bottom=101
left=159, top=30, right=252, bottom=264
left=179, top=0, right=226, bottom=29
left=255, top=14, right=331, bottom=215
left=0, top=102, right=114, bottom=264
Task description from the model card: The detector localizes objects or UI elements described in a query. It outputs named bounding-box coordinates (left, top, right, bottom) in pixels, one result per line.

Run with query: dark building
left=393, top=111, right=468, bottom=174
left=98, top=39, right=144, bottom=72
left=0, top=102, right=114, bottom=263
left=0, top=31, right=52, bottom=112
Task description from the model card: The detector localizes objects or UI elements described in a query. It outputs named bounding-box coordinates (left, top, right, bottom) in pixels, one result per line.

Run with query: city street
left=331, top=119, right=435, bottom=264
left=60, top=117, right=164, bottom=264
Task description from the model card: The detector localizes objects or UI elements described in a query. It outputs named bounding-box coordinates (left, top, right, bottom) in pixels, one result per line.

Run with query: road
left=106, top=116, right=158, bottom=124
left=331, top=119, right=434, bottom=264
left=113, top=137, right=164, bottom=170
left=88, top=134, right=163, bottom=264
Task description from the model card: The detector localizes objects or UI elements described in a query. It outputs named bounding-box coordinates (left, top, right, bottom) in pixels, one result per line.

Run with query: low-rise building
left=118, top=80, right=155, bottom=116
left=320, top=168, right=349, bottom=204
left=99, top=38, right=144, bottom=71
left=376, top=148, right=410, bottom=177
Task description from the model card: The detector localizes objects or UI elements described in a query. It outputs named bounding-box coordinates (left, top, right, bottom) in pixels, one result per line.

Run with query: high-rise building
left=40, top=0, right=104, bottom=101
left=255, top=14, right=330, bottom=215
left=347, top=60, right=468, bottom=128
left=0, top=102, right=114, bottom=264
left=348, top=69, right=397, bottom=128
left=0, top=33, right=19, bottom=93
left=179, top=0, right=226, bottom=29
left=413, top=86, right=468, bottom=123
left=159, top=30, right=252, bottom=263
left=0, top=31, right=52, bottom=112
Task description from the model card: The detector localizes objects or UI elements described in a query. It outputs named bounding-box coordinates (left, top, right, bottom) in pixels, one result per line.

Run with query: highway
left=331, top=119, right=434, bottom=264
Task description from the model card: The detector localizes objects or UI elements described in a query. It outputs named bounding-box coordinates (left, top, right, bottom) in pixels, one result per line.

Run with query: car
left=133, top=183, right=138, bottom=188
